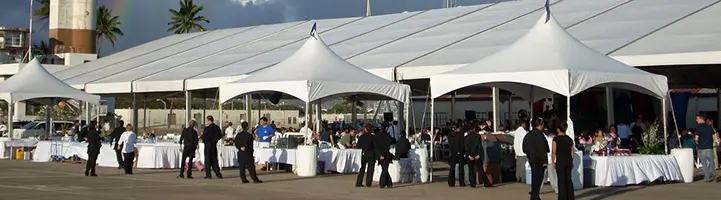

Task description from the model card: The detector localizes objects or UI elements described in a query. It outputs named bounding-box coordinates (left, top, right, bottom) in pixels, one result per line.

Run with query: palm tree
left=96, top=6, right=124, bottom=55
left=32, top=41, right=50, bottom=63
left=33, top=0, right=50, bottom=20
left=167, top=0, right=210, bottom=34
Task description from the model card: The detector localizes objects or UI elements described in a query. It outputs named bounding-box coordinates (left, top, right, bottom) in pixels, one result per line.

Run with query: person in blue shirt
left=694, top=114, right=717, bottom=182
left=256, top=117, right=275, bottom=148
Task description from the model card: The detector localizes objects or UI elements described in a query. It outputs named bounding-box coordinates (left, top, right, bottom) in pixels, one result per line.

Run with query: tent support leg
left=185, top=90, right=191, bottom=127
left=132, top=93, right=138, bottom=131
left=530, top=86, right=534, bottom=119
left=429, top=98, right=435, bottom=182
left=45, top=100, right=52, bottom=139
left=7, top=102, right=13, bottom=139
left=492, top=87, right=498, bottom=132
left=305, top=101, right=311, bottom=145
left=662, top=97, right=668, bottom=154
left=351, top=95, right=357, bottom=124
left=245, top=95, right=251, bottom=124
left=606, top=87, right=614, bottom=127
left=450, top=92, right=456, bottom=120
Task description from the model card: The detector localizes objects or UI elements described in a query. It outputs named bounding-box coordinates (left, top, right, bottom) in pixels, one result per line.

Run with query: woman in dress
left=552, top=122, right=575, bottom=200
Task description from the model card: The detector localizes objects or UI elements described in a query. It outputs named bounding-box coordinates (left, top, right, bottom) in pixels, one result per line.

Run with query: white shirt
left=225, top=127, right=235, bottom=139
left=118, top=131, right=137, bottom=153
left=512, top=127, right=528, bottom=156
left=616, top=124, right=631, bottom=139
left=387, top=125, right=400, bottom=139
left=103, top=123, right=110, bottom=132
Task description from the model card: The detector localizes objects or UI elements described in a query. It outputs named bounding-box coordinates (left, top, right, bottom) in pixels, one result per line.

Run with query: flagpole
left=27, top=0, right=34, bottom=63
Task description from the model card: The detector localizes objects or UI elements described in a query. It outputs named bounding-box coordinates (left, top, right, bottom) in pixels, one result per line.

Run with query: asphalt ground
left=0, top=160, right=719, bottom=200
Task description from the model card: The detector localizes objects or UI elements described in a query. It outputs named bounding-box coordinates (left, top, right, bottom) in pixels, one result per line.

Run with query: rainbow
left=102, top=0, right=133, bottom=30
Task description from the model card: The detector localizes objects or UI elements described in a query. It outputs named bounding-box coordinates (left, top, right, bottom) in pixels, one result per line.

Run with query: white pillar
left=606, top=87, right=614, bottom=127
left=662, top=97, right=668, bottom=154
left=492, top=87, right=499, bottom=132
left=315, top=100, right=322, bottom=132
left=567, top=95, right=573, bottom=139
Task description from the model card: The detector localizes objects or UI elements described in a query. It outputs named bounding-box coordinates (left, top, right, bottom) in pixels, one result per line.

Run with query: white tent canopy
left=219, top=32, right=411, bottom=104
left=0, top=59, right=100, bottom=104
left=430, top=14, right=668, bottom=100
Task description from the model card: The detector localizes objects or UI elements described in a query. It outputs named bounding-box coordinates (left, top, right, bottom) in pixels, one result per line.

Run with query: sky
left=0, top=0, right=505, bottom=56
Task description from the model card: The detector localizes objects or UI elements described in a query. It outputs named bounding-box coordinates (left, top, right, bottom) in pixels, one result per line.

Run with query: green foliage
left=167, top=0, right=210, bottom=34
left=33, top=0, right=50, bottom=20
left=639, top=122, right=665, bottom=155
left=638, top=143, right=665, bottom=155
left=35, top=105, right=78, bottom=121
left=96, top=6, right=124, bottom=55
left=325, top=98, right=363, bottom=114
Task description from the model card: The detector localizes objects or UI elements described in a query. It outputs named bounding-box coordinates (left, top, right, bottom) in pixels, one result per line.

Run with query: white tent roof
left=0, top=59, right=100, bottom=104
left=219, top=31, right=410, bottom=103
left=430, top=13, right=668, bottom=99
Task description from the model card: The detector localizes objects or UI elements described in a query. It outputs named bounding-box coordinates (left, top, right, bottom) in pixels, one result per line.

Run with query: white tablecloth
left=590, top=155, right=683, bottom=187
left=32, top=141, right=427, bottom=176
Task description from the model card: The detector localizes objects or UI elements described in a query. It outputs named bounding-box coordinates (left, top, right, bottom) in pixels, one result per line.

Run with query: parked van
left=12, top=121, right=75, bottom=138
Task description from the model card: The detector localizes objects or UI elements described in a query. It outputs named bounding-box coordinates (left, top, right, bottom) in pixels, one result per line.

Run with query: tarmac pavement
left=0, top=160, right=718, bottom=200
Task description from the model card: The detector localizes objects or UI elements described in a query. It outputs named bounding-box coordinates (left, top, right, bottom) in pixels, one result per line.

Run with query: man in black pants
left=355, top=124, right=375, bottom=187
left=84, top=121, right=101, bottom=177
left=375, top=129, right=394, bottom=189
left=448, top=124, right=466, bottom=187
left=235, top=121, right=262, bottom=183
left=465, top=123, right=493, bottom=188
left=201, top=115, right=223, bottom=179
left=110, top=120, right=125, bottom=169
left=178, top=120, right=199, bottom=179
left=524, top=118, right=550, bottom=200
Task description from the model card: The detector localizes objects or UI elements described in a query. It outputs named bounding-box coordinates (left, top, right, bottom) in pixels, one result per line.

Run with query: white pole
left=492, top=87, right=499, bottom=132
left=662, top=97, right=668, bottom=154
left=305, top=101, right=310, bottom=144
left=404, top=95, right=410, bottom=136
left=429, top=98, right=434, bottom=182
left=27, top=0, right=33, bottom=62
left=7, top=101, right=14, bottom=139
left=530, top=86, right=534, bottom=120
left=365, top=0, right=371, bottom=17
left=184, top=90, right=191, bottom=127
left=450, top=92, right=456, bottom=120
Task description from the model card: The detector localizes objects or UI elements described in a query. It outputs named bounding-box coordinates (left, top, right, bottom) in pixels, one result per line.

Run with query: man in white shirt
left=225, top=122, right=235, bottom=143
left=386, top=121, right=401, bottom=140
left=103, top=120, right=111, bottom=132
left=512, top=121, right=529, bottom=182
left=616, top=122, right=632, bottom=149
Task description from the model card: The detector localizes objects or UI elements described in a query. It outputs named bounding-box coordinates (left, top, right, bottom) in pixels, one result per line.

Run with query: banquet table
left=586, top=155, right=683, bottom=187
left=32, top=141, right=427, bottom=176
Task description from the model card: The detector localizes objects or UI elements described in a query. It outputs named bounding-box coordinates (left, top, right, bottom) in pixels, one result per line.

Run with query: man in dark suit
left=84, top=121, right=101, bottom=177
left=110, top=120, right=126, bottom=169
left=178, top=120, right=199, bottom=179
left=448, top=124, right=466, bottom=187
left=375, top=129, right=394, bottom=189
left=201, top=115, right=223, bottom=179
left=355, top=124, right=375, bottom=187
left=394, top=131, right=411, bottom=160
left=234, top=121, right=262, bottom=183
left=465, top=123, right=492, bottom=188
left=524, top=118, right=550, bottom=200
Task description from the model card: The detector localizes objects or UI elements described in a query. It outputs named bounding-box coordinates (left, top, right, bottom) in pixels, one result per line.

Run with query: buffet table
left=585, top=155, right=683, bottom=187
left=32, top=141, right=428, bottom=176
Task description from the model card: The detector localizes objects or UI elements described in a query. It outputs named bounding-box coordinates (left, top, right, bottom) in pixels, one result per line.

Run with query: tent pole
left=305, top=101, right=310, bottom=145
left=450, top=92, right=456, bottom=120
left=662, top=97, right=668, bottom=154
left=85, top=101, right=90, bottom=124
left=315, top=100, right=322, bottom=132
left=132, top=93, right=138, bottom=132
left=218, top=92, right=223, bottom=130
left=429, top=98, right=434, bottom=182
left=492, top=87, right=498, bottom=132
left=351, top=95, right=357, bottom=124
left=244, top=95, right=251, bottom=124
left=7, top=101, right=13, bottom=139
left=530, top=86, right=534, bottom=120
left=45, top=100, right=52, bottom=139
left=606, top=87, right=614, bottom=127
left=404, top=95, right=410, bottom=136
left=567, top=95, right=572, bottom=138
left=185, top=90, right=191, bottom=128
